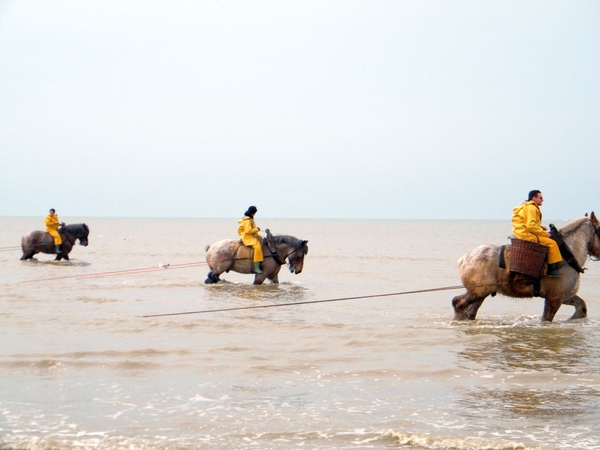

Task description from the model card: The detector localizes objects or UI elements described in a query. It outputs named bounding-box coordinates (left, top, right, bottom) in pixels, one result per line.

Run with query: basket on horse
left=509, top=238, right=548, bottom=277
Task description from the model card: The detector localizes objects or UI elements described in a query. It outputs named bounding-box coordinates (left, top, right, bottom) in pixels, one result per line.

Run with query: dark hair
left=244, top=205, right=258, bottom=216
left=49, top=208, right=56, bottom=213
left=528, top=190, right=541, bottom=201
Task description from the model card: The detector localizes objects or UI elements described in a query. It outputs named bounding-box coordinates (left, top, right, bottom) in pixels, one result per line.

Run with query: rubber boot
left=547, top=263, right=562, bottom=277
left=254, top=262, right=263, bottom=274
left=55, top=245, right=62, bottom=254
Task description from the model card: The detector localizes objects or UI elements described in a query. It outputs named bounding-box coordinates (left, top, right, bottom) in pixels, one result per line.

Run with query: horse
left=205, top=231, right=308, bottom=285
left=20, top=223, right=90, bottom=261
left=452, top=212, right=600, bottom=322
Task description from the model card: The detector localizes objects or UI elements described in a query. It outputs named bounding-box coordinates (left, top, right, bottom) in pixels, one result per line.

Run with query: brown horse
left=452, top=212, right=600, bottom=322
left=20, top=223, right=90, bottom=261
left=205, top=232, right=308, bottom=285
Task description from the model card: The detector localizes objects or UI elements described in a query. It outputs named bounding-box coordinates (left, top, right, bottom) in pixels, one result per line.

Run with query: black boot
left=55, top=245, right=61, bottom=254
left=254, top=262, right=263, bottom=274
left=547, top=263, right=562, bottom=277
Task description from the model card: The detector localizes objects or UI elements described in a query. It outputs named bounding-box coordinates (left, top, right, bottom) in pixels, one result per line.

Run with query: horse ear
left=591, top=211, right=597, bottom=223
left=301, top=240, right=308, bottom=254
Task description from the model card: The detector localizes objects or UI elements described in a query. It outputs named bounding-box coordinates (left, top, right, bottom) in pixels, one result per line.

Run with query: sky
left=1, top=1, right=598, bottom=220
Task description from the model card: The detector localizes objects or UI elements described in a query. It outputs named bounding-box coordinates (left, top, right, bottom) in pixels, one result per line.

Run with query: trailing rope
left=0, top=247, right=22, bottom=252
left=21, top=261, right=209, bottom=283
left=141, top=284, right=466, bottom=318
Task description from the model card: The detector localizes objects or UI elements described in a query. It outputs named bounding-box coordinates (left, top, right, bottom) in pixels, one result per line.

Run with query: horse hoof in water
left=205, top=271, right=221, bottom=284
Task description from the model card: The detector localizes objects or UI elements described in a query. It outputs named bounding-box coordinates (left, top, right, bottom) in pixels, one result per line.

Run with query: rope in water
left=21, top=261, right=209, bottom=283
left=141, top=284, right=466, bottom=318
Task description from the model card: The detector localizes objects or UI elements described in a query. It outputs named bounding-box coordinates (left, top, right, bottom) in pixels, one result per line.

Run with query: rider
left=511, top=190, right=563, bottom=277
left=238, top=205, right=263, bottom=274
left=44, top=208, right=64, bottom=254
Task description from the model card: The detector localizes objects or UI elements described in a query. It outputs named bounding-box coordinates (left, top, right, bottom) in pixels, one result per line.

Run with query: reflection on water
left=457, top=384, right=599, bottom=421
left=21, top=258, right=92, bottom=267
left=452, top=319, right=600, bottom=438
left=204, top=281, right=309, bottom=304
left=456, top=320, right=600, bottom=375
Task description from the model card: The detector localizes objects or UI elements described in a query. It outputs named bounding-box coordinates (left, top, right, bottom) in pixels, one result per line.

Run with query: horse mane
left=63, top=223, right=89, bottom=237
left=274, top=234, right=308, bottom=253
left=559, top=216, right=590, bottom=256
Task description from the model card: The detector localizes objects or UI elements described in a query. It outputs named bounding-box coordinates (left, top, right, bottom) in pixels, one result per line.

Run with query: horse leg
left=452, top=291, right=488, bottom=320
left=267, top=266, right=281, bottom=284
left=205, top=270, right=222, bottom=284
left=562, top=295, right=587, bottom=320
left=252, top=274, right=267, bottom=285
left=541, top=296, right=562, bottom=322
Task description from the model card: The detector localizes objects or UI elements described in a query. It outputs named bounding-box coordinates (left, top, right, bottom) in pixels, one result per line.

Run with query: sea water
left=1, top=217, right=600, bottom=450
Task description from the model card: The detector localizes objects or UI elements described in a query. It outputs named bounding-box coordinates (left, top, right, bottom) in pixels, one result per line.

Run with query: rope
left=21, top=261, right=209, bottom=283
left=141, top=284, right=466, bottom=318
left=0, top=246, right=22, bottom=252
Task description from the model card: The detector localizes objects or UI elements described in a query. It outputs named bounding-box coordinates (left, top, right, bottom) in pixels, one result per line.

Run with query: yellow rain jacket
left=44, top=214, right=62, bottom=245
left=511, top=201, right=562, bottom=264
left=238, top=216, right=263, bottom=262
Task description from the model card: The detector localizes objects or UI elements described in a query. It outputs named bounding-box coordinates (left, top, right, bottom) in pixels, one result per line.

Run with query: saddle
left=230, top=240, right=255, bottom=273
left=230, top=229, right=283, bottom=274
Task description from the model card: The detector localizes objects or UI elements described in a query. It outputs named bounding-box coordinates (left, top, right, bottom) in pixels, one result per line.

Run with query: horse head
left=63, top=223, right=90, bottom=246
left=286, top=238, right=309, bottom=274
left=78, top=223, right=90, bottom=246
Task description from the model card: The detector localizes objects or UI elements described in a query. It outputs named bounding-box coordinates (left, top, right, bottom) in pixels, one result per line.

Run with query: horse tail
left=205, top=244, right=211, bottom=252
left=456, top=255, right=466, bottom=268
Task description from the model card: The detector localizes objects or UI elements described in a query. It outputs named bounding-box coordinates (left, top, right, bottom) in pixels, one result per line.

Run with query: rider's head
left=245, top=206, right=258, bottom=217
left=528, top=190, right=541, bottom=201
left=49, top=208, right=56, bottom=215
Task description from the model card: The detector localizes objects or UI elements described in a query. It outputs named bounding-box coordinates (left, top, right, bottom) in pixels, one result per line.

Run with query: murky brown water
left=2, top=217, right=600, bottom=449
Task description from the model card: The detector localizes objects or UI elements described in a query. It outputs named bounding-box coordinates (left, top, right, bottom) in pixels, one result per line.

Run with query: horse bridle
left=268, top=247, right=302, bottom=266
left=592, top=219, right=600, bottom=254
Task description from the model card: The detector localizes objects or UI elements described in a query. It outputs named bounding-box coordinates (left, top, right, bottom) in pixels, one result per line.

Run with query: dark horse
left=452, top=212, right=600, bottom=322
left=205, top=232, right=309, bottom=285
left=20, top=223, right=90, bottom=261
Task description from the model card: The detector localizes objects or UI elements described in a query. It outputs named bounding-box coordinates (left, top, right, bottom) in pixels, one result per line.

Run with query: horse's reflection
left=454, top=323, right=600, bottom=425
left=205, top=282, right=308, bottom=304
left=457, top=384, right=597, bottom=422
left=456, top=324, right=597, bottom=374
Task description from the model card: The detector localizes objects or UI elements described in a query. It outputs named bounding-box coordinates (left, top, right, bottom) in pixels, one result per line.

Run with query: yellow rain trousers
left=511, top=201, right=562, bottom=264
left=44, top=214, right=62, bottom=246
left=237, top=216, right=263, bottom=262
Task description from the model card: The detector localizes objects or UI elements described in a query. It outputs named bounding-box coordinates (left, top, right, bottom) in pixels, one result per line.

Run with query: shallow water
left=2, top=217, right=600, bottom=449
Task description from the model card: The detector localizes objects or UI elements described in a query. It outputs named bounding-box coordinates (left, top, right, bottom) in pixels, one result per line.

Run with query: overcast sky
left=1, top=1, right=598, bottom=220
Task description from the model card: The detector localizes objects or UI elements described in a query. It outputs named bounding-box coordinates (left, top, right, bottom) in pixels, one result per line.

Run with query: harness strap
left=60, top=228, right=75, bottom=246
left=265, top=229, right=285, bottom=265
left=498, top=245, right=506, bottom=269
left=549, top=224, right=586, bottom=273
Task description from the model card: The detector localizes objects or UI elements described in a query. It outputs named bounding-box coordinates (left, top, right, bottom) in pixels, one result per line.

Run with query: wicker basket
left=510, top=238, right=549, bottom=277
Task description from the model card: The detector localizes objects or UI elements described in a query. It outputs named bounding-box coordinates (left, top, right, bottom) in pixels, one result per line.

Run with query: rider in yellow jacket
left=511, top=190, right=562, bottom=277
left=44, top=208, right=63, bottom=254
left=238, top=206, right=263, bottom=273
